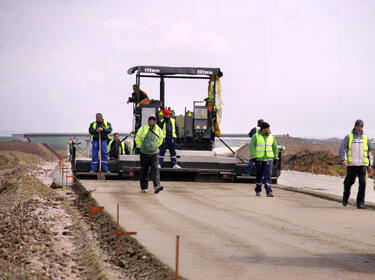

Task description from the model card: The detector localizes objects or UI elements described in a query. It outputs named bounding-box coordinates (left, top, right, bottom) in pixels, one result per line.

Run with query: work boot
left=256, top=192, right=261, bottom=196
left=357, top=204, right=366, bottom=209
left=154, top=186, right=164, bottom=194
left=342, top=199, right=348, bottom=207
left=173, top=164, right=182, bottom=169
left=158, top=164, right=161, bottom=169
left=141, top=189, right=148, bottom=193
left=266, top=193, right=274, bottom=197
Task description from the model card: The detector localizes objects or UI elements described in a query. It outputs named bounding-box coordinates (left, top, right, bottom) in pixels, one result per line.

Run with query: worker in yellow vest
left=158, top=109, right=181, bottom=168
left=135, top=115, right=164, bottom=194
left=88, top=113, right=112, bottom=173
left=339, top=119, right=373, bottom=209
left=108, top=133, right=126, bottom=160
left=250, top=122, right=278, bottom=197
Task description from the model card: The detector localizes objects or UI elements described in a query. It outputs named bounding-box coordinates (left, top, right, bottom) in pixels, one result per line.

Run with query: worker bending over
left=127, top=84, right=150, bottom=106
left=135, top=115, right=164, bottom=194
left=339, top=119, right=373, bottom=209
left=108, top=133, right=127, bottom=160
left=88, top=113, right=112, bottom=173
left=250, top=122, right=278, bottom=197
left=158, top=109, right=181, bottom=168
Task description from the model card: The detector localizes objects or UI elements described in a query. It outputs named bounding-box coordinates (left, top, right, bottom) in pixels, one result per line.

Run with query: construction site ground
left=1, top=141, right=375, bottom=280
left=82, top=179, right=375, bottom=280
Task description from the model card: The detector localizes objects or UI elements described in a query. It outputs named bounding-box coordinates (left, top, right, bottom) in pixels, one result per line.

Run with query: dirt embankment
left=0, top=144, right=181, bottom=279
left=283, top=151, right=346, bottom=176
left=0, top=142, right=59, bottom=162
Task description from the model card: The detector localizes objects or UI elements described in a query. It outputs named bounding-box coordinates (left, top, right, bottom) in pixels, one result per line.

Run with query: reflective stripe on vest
left=92, top=120, right=109, bottom=140
left=255, top=133, right=274, bottom=158
left=161, top=118, right=177, bottom=138
left=348, top=133, right=369, bottom=164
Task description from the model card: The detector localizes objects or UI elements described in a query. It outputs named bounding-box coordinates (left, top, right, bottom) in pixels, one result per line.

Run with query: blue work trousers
left=91, top=139, right=108, bottom=172
left=159, top=138, right=177, bottom=166
left=255, top=160, right=273, bottom=194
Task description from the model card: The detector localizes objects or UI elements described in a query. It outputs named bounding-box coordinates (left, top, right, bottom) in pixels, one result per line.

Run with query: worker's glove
left=251, top=158, right=256, bottom=163
left=135, top=147, right=140, bottom=154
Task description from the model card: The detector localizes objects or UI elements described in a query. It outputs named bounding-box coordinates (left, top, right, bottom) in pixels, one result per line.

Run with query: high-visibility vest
left=348, top=133, right=369, bottom=164
left=108, top=139, right=125, bottom=154
left=135, top=124, right=164, bottom=148
left=161, top=118, right=177, bottom=138
left=255, top=132, right=275, bottom=158
left=91, top=120, right=109, bottom=140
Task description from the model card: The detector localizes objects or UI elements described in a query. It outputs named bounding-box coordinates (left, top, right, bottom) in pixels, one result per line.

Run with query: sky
left=0, top=0, right=374, bottom=138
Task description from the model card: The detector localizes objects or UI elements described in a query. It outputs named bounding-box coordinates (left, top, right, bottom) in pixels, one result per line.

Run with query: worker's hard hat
left=148, top=115, right=156, bottom=120
left=163, top=109, right=170, bottom=116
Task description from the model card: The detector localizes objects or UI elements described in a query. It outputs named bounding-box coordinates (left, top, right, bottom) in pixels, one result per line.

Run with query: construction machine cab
left=127, top=66, right=223, bottom=151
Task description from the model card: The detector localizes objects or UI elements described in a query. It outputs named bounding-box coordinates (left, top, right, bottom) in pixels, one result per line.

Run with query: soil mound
left=0, top=142, right=58, bottom=161
left=283, top=151, right=346, bottom=176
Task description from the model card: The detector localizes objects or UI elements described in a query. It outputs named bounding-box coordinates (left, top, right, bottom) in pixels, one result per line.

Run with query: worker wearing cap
left=339, top=119, right=373, bottom=209
left=88, top=113, right=112, bottom=173
left=108, top=133, right=126, bottom=160
left=127, top=84, right=150, bottom=106
left=250, top=122, right=278, bottom=197
left=135, top=115, right=164, bottom=194
left=158, top=109, right=181, bottom=168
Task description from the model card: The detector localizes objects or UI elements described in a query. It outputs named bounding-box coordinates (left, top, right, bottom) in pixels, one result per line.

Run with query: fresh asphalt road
left=81, top=178, right=375, bottom=280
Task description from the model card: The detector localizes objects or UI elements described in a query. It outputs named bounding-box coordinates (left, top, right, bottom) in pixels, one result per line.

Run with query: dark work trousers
left=159, top=138, right=177, bottom=166
left=255, top=160, right=273, bottom=194
left=140, top=152, right=160, bottom=190
left=343, top=166, right=367, bottom=206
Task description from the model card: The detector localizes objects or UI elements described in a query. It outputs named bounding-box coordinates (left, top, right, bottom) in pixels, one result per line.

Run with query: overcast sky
left=0, top=0, right=374, bottom=138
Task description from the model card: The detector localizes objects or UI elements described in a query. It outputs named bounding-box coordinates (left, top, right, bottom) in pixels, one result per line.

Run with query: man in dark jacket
left=88, top=113, right=112, bottom=173
left=339, top=119, right=373, bottom=209
left=127, top=84, right=150, bottom=106
left=248, top=119, right=264, bottom=138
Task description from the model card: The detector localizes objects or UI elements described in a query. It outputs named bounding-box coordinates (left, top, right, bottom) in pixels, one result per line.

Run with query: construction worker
left=88, top=113, right=112, bottom=173
left=135, top=115, right=164, bottom=194
left=247, top=119, right=265, bottom=174
left=339, top=119, right=373, bottom=209
left=127, top=84, right=150, bottom=106
left=158, top=109, right=181, bottom=168
left=250, top=122, right=278, bottom=197
left=108, top=133, right=126, bottom=160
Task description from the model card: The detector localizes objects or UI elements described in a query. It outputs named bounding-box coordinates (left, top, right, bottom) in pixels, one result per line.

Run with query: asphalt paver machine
left=72, top=66, right=282, bottom=182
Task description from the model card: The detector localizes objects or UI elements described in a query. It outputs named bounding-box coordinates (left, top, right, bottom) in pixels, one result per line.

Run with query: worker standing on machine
left=135, top=115, right=164, bottom=194
left=250, top=122, right=278, bottom=197
left=127, top=84, right=150, bottom=106
left=158, top=109, right=181, bottom=169
left=88, top=113, right=112, bottom=173
left=108, top=133, right=126, bottom=160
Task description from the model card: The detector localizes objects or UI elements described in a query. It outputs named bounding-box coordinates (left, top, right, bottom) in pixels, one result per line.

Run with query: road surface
left=82, top=179, right=375, bottom=280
